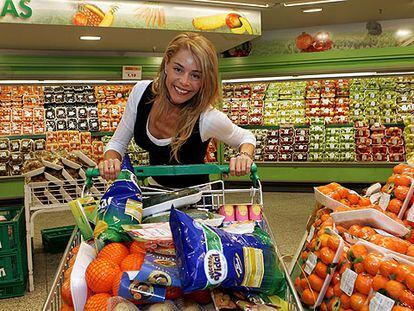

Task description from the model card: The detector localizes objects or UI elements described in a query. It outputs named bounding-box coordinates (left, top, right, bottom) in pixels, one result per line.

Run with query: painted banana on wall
left=192, top=13, right=253, bottom=34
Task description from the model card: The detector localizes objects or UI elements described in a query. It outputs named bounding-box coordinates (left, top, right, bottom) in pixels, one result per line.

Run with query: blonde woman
left=99, top=32, right=255, bottom=188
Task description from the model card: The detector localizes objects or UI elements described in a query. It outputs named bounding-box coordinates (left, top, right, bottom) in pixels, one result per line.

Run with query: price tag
left=307, top=226, right=316, bottom=243
left=370, top=192, right=382, bottom=204
left=379, top=193, right=391, bottom=211
left=122, top=66, right=142, bottom=80
left=374, top=228, right=394, bottom=237
left=304, top=252, right=318, bottom=275
left=344, top=232, right=358, bottom=244
left=366, top=183, right=382, bottom=197
left=340, top=268, right=358, bottom=296
left=369, top=292, right=395, bottom=311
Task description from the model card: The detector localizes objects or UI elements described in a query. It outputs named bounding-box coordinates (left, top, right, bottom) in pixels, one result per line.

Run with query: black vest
left=133, top=83, right=210, bottom=188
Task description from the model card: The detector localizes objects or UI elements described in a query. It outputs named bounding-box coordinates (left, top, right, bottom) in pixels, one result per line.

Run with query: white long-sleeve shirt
left=105, top=80, right=256, bottom=157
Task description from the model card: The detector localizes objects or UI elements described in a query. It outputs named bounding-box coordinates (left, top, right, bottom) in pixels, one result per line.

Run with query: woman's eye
left=173, top=67, right=182, bottom=72
left=192, top=74, right=201, bottom=80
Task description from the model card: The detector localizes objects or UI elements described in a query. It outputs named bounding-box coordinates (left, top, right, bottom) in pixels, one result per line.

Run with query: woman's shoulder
left=131, top=80, right=153, bottom=94
left=201, top=106, right=226, bottom=120
left=127, top=80, right=153, bottom=105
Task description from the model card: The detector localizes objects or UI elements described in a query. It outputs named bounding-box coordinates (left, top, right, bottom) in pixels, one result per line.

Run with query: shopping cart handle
left=85, top=163, right=259, bottom=188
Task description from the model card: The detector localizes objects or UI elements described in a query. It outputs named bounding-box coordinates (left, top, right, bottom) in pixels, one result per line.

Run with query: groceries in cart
left=170, top=208, right=286, bottom=296
left=62, top=163, right=288, bottom=310
left=83, top=155, right=142, bottom=245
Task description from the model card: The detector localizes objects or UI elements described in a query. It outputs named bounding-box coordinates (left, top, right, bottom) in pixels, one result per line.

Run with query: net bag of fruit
left=169, top=208, right=286, bottom=296
left=94, top=155, right=143, bottom=243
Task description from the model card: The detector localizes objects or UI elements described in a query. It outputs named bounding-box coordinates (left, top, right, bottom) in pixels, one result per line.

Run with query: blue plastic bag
left=94, top=155, right=143, bottom=243
left=169, top=208, right=286, bottom=296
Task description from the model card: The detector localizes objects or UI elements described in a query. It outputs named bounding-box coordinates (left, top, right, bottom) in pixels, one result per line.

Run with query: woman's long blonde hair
left=152, top=32, right=220, bottom=162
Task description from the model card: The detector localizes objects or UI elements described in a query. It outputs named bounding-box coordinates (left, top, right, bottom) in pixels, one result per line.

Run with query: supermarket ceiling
left=0, top=0, right=412, bottom=53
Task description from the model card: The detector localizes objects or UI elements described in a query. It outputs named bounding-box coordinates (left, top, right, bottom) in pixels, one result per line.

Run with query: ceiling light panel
left=80, top=36, right=101, bottom=41
left=302, top=8, right=323, bottom=12
left=283, top=0, right=347, bottom=7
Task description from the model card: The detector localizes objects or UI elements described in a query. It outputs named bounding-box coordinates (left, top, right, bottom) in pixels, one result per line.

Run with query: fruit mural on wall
left=134, top=4, right=166, bottom=28
left=0, top=0, right=261, bottom=35
left=71, top=3, right=118, bottom=27
left=192, top=13, right=253, bottom=34
left=296, top=31, right=333, bottom=52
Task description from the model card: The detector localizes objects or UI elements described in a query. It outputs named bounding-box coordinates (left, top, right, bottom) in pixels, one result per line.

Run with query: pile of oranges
left=317, top=163, right=414, bottom=222
left=59, top=240, right=206, bottom=310
left=296, top=168, right=414, bottom=311
left=337, top=224, right=414, bottom=257
left=321, top=244, right=414, bottom=311
left=295, top=214, right=341, bottom=307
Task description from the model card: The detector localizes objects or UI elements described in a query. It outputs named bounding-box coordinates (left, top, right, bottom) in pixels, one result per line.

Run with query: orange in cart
left=86, top=258, right=121, bottom=293
left=60, top=304, right=74, bottom=311
left=84, top=293, right=112, bottom=311
left=112, top=271, right=123, bottom=296
left=120, top=253, right=145, bottom=271
left=97, top=242, right=130, bottom=266
left=130, top=241, right=146, bottom=254
left=64, top=265, right=73, bottom=280
left=61, top=279, right=73, bottom=306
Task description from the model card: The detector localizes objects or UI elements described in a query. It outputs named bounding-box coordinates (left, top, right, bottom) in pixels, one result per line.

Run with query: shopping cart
left=42, top=164, right=303, bottom=311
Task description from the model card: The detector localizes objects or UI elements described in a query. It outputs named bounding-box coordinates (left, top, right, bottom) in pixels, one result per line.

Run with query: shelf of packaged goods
left=0, top=176, right=24, bottom=200
left=224, top=162, right=395, bottom=184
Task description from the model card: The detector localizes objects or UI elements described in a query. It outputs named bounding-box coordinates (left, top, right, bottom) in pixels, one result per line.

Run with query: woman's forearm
left=104, top=149, right=122, bottom=161
left=239, top=143, right=255, bottom=159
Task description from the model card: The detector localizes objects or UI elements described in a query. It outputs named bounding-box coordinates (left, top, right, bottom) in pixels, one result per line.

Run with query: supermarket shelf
left=241, top=123, right=405, bottom=130
left=225, top=162, right=395, bottom=184
left=1, top=134, right=46, bottom=140
left=91, top=131, right=114, bottom=137
left=0, top=131, right=115, bottom=140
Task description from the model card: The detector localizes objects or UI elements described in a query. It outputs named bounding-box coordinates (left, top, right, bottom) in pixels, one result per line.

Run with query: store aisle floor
left=0, top=191, right=314, bottom=310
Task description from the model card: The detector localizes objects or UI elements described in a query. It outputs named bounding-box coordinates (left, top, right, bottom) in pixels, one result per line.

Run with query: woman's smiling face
left=165, top=48, right=202, bottom=105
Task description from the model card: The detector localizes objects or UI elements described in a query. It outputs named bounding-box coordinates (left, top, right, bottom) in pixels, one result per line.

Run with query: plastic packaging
left=331, top=209, right=409, bottom=237
left=94, top=155, right=143, bottom=243
left=170, top=208, right=286, bottom=296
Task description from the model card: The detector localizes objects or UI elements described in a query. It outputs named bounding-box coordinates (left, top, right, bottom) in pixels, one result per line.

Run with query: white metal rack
left=24, top=177, right=106, bottom=292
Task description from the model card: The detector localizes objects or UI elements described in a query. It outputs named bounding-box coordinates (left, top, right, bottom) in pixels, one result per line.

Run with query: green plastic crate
left=41, top=225, right=75, bottom=253
left=0, top=248, right=27, bottom=284
left=0, top=278, right=26, bottom=299
left=0, top=205, right=25, bottom=255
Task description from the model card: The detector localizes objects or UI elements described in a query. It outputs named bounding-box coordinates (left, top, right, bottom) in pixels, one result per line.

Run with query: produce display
left=0, top=137, right=46, bottom=176
left=62, top=160, right=288, bottom=311
left=0, top=85, right=45, bottom=135
left=293, top=163, right=414, bottom=310
left=222, top=76, right=413, bottom=163
left=0, top=83, right=221, bottom=176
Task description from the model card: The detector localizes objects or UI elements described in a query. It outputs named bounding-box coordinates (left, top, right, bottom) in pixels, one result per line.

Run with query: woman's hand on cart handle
left=98, top=158, right=122, bottom=180
left=229, top=152, right=254, bottom=177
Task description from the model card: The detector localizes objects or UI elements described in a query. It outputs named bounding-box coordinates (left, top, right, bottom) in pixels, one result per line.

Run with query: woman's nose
left=179, top=73, right=190, bottom=85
